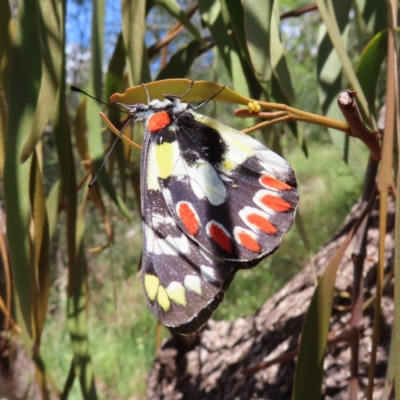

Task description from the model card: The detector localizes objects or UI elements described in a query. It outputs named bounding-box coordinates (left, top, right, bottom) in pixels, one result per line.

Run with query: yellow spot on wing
left=229, top=137, right=253, bottom=156
left=157, top=285, right=170, bottom=311
left=144, top=274, right=159, bottom=301
left=166, top=282, right=187, bottom=306
left=223, top=159, right=235, bottom=171
left=155, top=142, right=176, bottom=179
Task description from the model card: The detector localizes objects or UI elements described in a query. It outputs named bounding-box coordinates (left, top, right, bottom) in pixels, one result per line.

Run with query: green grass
left=41, top=137, right=363, bottom=399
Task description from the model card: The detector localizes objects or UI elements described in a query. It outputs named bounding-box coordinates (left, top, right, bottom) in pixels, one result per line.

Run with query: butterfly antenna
left=88, top=117, right=132, bottom=187
left=192, top=85, right=226, bottom=110
left=71, top=86, right=130, bottom=114
left=141, top=83, right=151, bottom=104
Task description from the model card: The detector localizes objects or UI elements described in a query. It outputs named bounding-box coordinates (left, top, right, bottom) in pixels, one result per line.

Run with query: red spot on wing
left=247, top=213, right=277, bottom=234
left=177, top=202, right=199, bottom=235
left=237, top=231, right=260, bottom=253
left=260, top=194, right=291, bottom=212
left=260, top=175, right=291, bottom=191
left=208, top=223, right=232, bottom=253
left=148, top=111, right=170, bottom=132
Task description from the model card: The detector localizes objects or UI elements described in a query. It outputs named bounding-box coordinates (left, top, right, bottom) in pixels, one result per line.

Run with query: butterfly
left=111, top=81, right=299, bottom=334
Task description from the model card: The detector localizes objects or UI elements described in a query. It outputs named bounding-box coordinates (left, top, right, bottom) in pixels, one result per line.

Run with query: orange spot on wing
left=178, top=203, right=199, bottom=235
left=148, top=111, right=170, bottom=132
left=247, top=213, right=277, bottom=234
left=238, top=231, right=260, bottom=252
left=260, top=194, right=291, bottom=212
left=260, top=175, right=291, bottom=191
left=209, top=223, right=232, bottom=252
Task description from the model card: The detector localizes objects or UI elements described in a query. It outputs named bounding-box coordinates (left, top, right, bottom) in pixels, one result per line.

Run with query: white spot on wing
left=186, top=162, right=226, bottom=206
left=152, top=213, right=176, bottom=228
left=147, top=147, right=160, bottom=191
left=184, top=275, right=202, bottom=295
left=200, top=265, right=217, bottom=282
left=145, top=224, right=190, bottom=255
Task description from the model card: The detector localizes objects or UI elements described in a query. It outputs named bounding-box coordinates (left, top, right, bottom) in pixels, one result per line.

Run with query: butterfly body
left=117, top=85, right=299, bottom=334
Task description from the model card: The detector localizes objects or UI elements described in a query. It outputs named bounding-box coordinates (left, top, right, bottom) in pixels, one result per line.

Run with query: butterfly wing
left=141, top=135, right=235, bottom=333
left=153, top=111, right=299, bottom=264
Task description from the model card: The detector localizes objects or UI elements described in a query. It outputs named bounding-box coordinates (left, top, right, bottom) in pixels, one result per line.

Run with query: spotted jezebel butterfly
left=110, top=81, right=299, bottom=334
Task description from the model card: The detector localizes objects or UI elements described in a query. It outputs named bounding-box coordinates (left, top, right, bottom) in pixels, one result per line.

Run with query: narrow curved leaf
left=156, top=40, right=201, bottom=80
left=293, top=220, right=361, bottom=399
left=111, top=79, right=253, bottom=106
left=30, top=148, right=50, bottom=344
left=243, top=0, right=273, bottom=82
left=198, top=0, right=251, bottom=97
left=354, top=0, right=387, bottom=38
left=85, top=1, right=131, bottom=221
left=355, top=29, right=400, bottom=116
left=67, top=181, right=98, bottom=399
left=317, top=0, right=368, bottom=181
left=4, top=0, right=43, bottom=338
left=46, top=179, right=61, bottom=241
left=154, top=0, right=204, bottom=44
left=270, top=2, right=295, bottom=103
left=121, top=0, right=150, bottom=85
left=20, top=0, right=62, bottom=162
left=0, top=0, right=15, bottom=176
left=222, top=0, right=250, bottom=61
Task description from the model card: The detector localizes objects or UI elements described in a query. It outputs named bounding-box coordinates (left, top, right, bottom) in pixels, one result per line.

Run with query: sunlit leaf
left=20, top=0, right=63, bottom=162
left=243, top=0, right=273, bottom=82
left=198, top=0, right=251, bottom=97
left=111, top=79, right=252, bottom=105
left=121, top=0, right=150, bottom=85
left=317, top=0, right=368, bottom=181
left=29, top=148, right=50, bottom=344
left=154, top=0, right=204, bottom=44
left=67, top=181, right=98, bottom=399
left=157, top=40, right=201, bottom=80
left=4, top=0, right=43, bottom=337
left=46, top=179, right=61, bottom=241
left=0, top=0, right=15, bottom=176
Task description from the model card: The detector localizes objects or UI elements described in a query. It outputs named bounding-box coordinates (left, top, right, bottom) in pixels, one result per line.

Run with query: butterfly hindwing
left=151, top=110, right=299, bottom=264
left=141, top=135, right=235, bottom=333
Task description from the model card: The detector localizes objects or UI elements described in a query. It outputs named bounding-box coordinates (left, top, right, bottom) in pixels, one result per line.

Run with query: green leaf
left=316, top=0, right=372, bottom=125
left=354, top=0, right=387, bottom=38
left=355, top=29, right=400, bottom=116
left=156, top=40, right=201, bottom=80
left=67, top=183, right=98, bottom=399
left=20, top=0, right=63, bottom=162
left=85, top=1, right=132, bottom=221
left=46, top=179, right=61, bottom=241
left=154, top=0, right=204, bottom=45
left=4, top=0, right=43, bottom=338
left=317, top=0, right=368, bottom=181
left=0, top=0, right=15, bottom=175
left=221, top=0, right=250, bottom=61
left=293, top=228, right=357, bottom=399
left=30, top=149, right=50, bottom=344
left=243, top=0, right=273, bottom=82
left=198, top=0, right=250, bottom=97
left=271, top=75, right=307, bottom=156
left=121, top=0, right=150, bottom=85
left=270, top=2, right=295, bottom=103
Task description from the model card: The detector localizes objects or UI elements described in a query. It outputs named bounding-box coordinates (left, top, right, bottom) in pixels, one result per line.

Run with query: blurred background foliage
left=0, top=0, right=396, bottom=398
